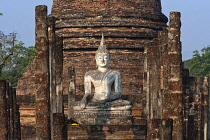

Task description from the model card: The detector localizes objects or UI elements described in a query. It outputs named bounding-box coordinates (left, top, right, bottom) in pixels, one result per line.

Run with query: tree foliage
left=0, top=31, right=15, bottom=74
left=0, top=32, right=35, bottom=86
left=187, top=46, right=210, bottom=77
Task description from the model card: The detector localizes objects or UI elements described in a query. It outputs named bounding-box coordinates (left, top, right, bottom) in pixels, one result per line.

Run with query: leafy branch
left=188, top=45, right=210, bottom=77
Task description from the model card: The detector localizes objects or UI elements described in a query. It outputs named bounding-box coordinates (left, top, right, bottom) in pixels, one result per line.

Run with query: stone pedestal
left=73, top=110, right=132, bottom=125
left=67, top=121, right=147, bottom=140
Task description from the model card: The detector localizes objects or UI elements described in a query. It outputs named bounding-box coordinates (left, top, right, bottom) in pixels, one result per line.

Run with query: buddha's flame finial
left=100, top=33, right=105, bottom=46
left=96, top=34, right=109, bottom=55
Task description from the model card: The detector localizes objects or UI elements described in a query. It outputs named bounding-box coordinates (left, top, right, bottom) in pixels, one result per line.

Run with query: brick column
left=148, top=119, right=173, bottom=140
left=48, top=16, right=56, bottom=114
left=13, top=88, right=18, bottom=139
left=5, top=83, right=10, bottom=139
left=9, top=86, right=14, bottom=139
left=203, top=77, right=208, bottom=140
left=55, top=36, right=63, bottom=113
left=52, top=113, right=64, bottom=140
left=144, top=41, right=162, bottom=120
left=208, top=74, right=210, bottom=140
left=193, top=77, right=209, bottom=140
left=68, top=66, right=76, bottom=119
left=166, top=12, right=183, bottom=140
left=159, top=27, right=169, bottom=92
left=182, top=70, right=193, bottom=139
left=15, top=104, right=21, bottom=140
left=48, top=16, right=56, bottom=140
left=0, top=81, right=7, bottom=140
left=144, top=39, right=164, bottom=138
left=35, top=5, right=51, bottom=140
left=13, top=88, right=21, bottom=140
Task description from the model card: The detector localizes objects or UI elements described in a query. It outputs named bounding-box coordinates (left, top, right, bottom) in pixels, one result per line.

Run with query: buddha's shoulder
left=109, top=70, right=121, bottom=76
left=85, top=70, right=98, bottom=76
left=85, top=69, right=121, bottom=76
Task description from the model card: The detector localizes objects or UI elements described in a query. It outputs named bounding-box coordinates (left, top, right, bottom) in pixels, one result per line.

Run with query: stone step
left=68, top=124, right=146, bottom=140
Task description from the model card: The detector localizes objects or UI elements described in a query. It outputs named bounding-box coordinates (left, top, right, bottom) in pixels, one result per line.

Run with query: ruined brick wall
left=13, top=1, right=210, bottom=140
left=51, top=0, right=165, bottom=20
left=15, top=59, right=37, bottom=139
left=49, top=0, right=168, bottom=105
left=16, top=1, right=167, bottom=97
left=15, top=1, right=191, bottom=139
left=183, top=71, right=210, bottom=140
left=16, top=59, right=36, bottom=95
left=143, top=12, right=184, bottom=139
left=15, top=1, right=169, bottom=134
left=17, top=0, right=168, bottom=99
left=0, top=81, right=21, bottom=140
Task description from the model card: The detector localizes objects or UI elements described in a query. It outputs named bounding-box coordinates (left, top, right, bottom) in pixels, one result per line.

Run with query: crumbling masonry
left=0, top=0, right=208, bottom=139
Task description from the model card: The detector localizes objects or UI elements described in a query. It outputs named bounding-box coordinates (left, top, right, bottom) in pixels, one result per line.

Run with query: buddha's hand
left=79, top=99, right=86, bottom=109
left=110, top=92, right=121, bottom=101
left=100, top=97, right=111, bottom=104
left=100, top=92, right=110, bottom=101
left=100, top=99, right=108, bottom=104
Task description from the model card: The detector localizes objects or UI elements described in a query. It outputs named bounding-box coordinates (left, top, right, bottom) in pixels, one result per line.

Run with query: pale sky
left=0, top=0, right=210, bottom=60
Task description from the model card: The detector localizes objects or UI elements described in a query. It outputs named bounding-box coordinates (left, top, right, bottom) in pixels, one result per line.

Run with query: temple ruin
left=0, top=0, right=209, bottom=139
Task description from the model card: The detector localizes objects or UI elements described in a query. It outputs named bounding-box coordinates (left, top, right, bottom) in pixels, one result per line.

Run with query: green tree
left=0, top=31, right=15, bottom=75
left=0, top=32, right=35, bottom=86
left=189, top=46, right=210, bottom=77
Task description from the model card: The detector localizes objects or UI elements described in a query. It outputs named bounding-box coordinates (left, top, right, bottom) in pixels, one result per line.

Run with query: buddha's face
left=95, top=53, right=110, bottom=68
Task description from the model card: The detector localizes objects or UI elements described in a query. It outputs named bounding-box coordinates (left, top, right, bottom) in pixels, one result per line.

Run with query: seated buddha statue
left=73, top=35, right=132, bottom=111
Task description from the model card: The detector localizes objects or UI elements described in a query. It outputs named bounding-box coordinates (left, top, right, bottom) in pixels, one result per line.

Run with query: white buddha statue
left=73, top=34, right=132, bottom=111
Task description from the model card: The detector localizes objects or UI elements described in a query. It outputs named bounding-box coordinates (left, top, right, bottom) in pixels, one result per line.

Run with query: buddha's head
left=95, top=34, right=110, bottom=68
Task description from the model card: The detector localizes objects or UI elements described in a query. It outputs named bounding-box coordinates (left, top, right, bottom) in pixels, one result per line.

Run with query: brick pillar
left=15, top=104, right=21, bottom=140
left=193, top=77, right=209, bottom=140
left=0, top=81, right=7, bottom=140
left=9, top=86, right=14, bottom=139
left=159, top=27, right=169, bottom=92
left=48, top=17, right=64, bottom=139
left=203, top=77, right=208, bottom=140
left=13, top=88, right=18, bottom=139
left=48, top=16, right=56, bottom=140
left=182, top=70, right=194, bottom=140
left=48, top=16, right=56, bottom=114
left=195, top=77, right=203, bottom=140
left=55, top=36, right=63, bottom=114
left=12, top=88, right=21, bottom=140
left=208, top=74, right=210, bottom=140
left=185, top=77, right=197, bottom=140
left=35, top=5, right=51, bottom=140
left=68, top=66, right=76, bottom=119
left=5, top=83, right=10, bottom=139
left=144, top=38, right=167, bottom=138
left=148, top=119, right=173, bottom=140
left=52, top=113, right=64, bottom=140
left=144, top=40, right=162, bottom=121
left=167, top=12, right=183, bottom=140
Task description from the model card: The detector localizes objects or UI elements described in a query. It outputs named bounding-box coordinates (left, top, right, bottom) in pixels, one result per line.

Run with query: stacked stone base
left=73, top=110, right=132, bottom=125
left=69, top=110, right=146, bottom=139
left=68, top=123, right=147, bottom=140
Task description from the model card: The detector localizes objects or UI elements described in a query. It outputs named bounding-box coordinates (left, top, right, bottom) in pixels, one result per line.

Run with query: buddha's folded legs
left=83, top=99, right=132, bottom=111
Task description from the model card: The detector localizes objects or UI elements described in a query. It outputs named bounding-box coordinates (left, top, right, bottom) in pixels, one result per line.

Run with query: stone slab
left=73, top=110, right=132, bottom=125
left=68, top=122, right=147, bottom=140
